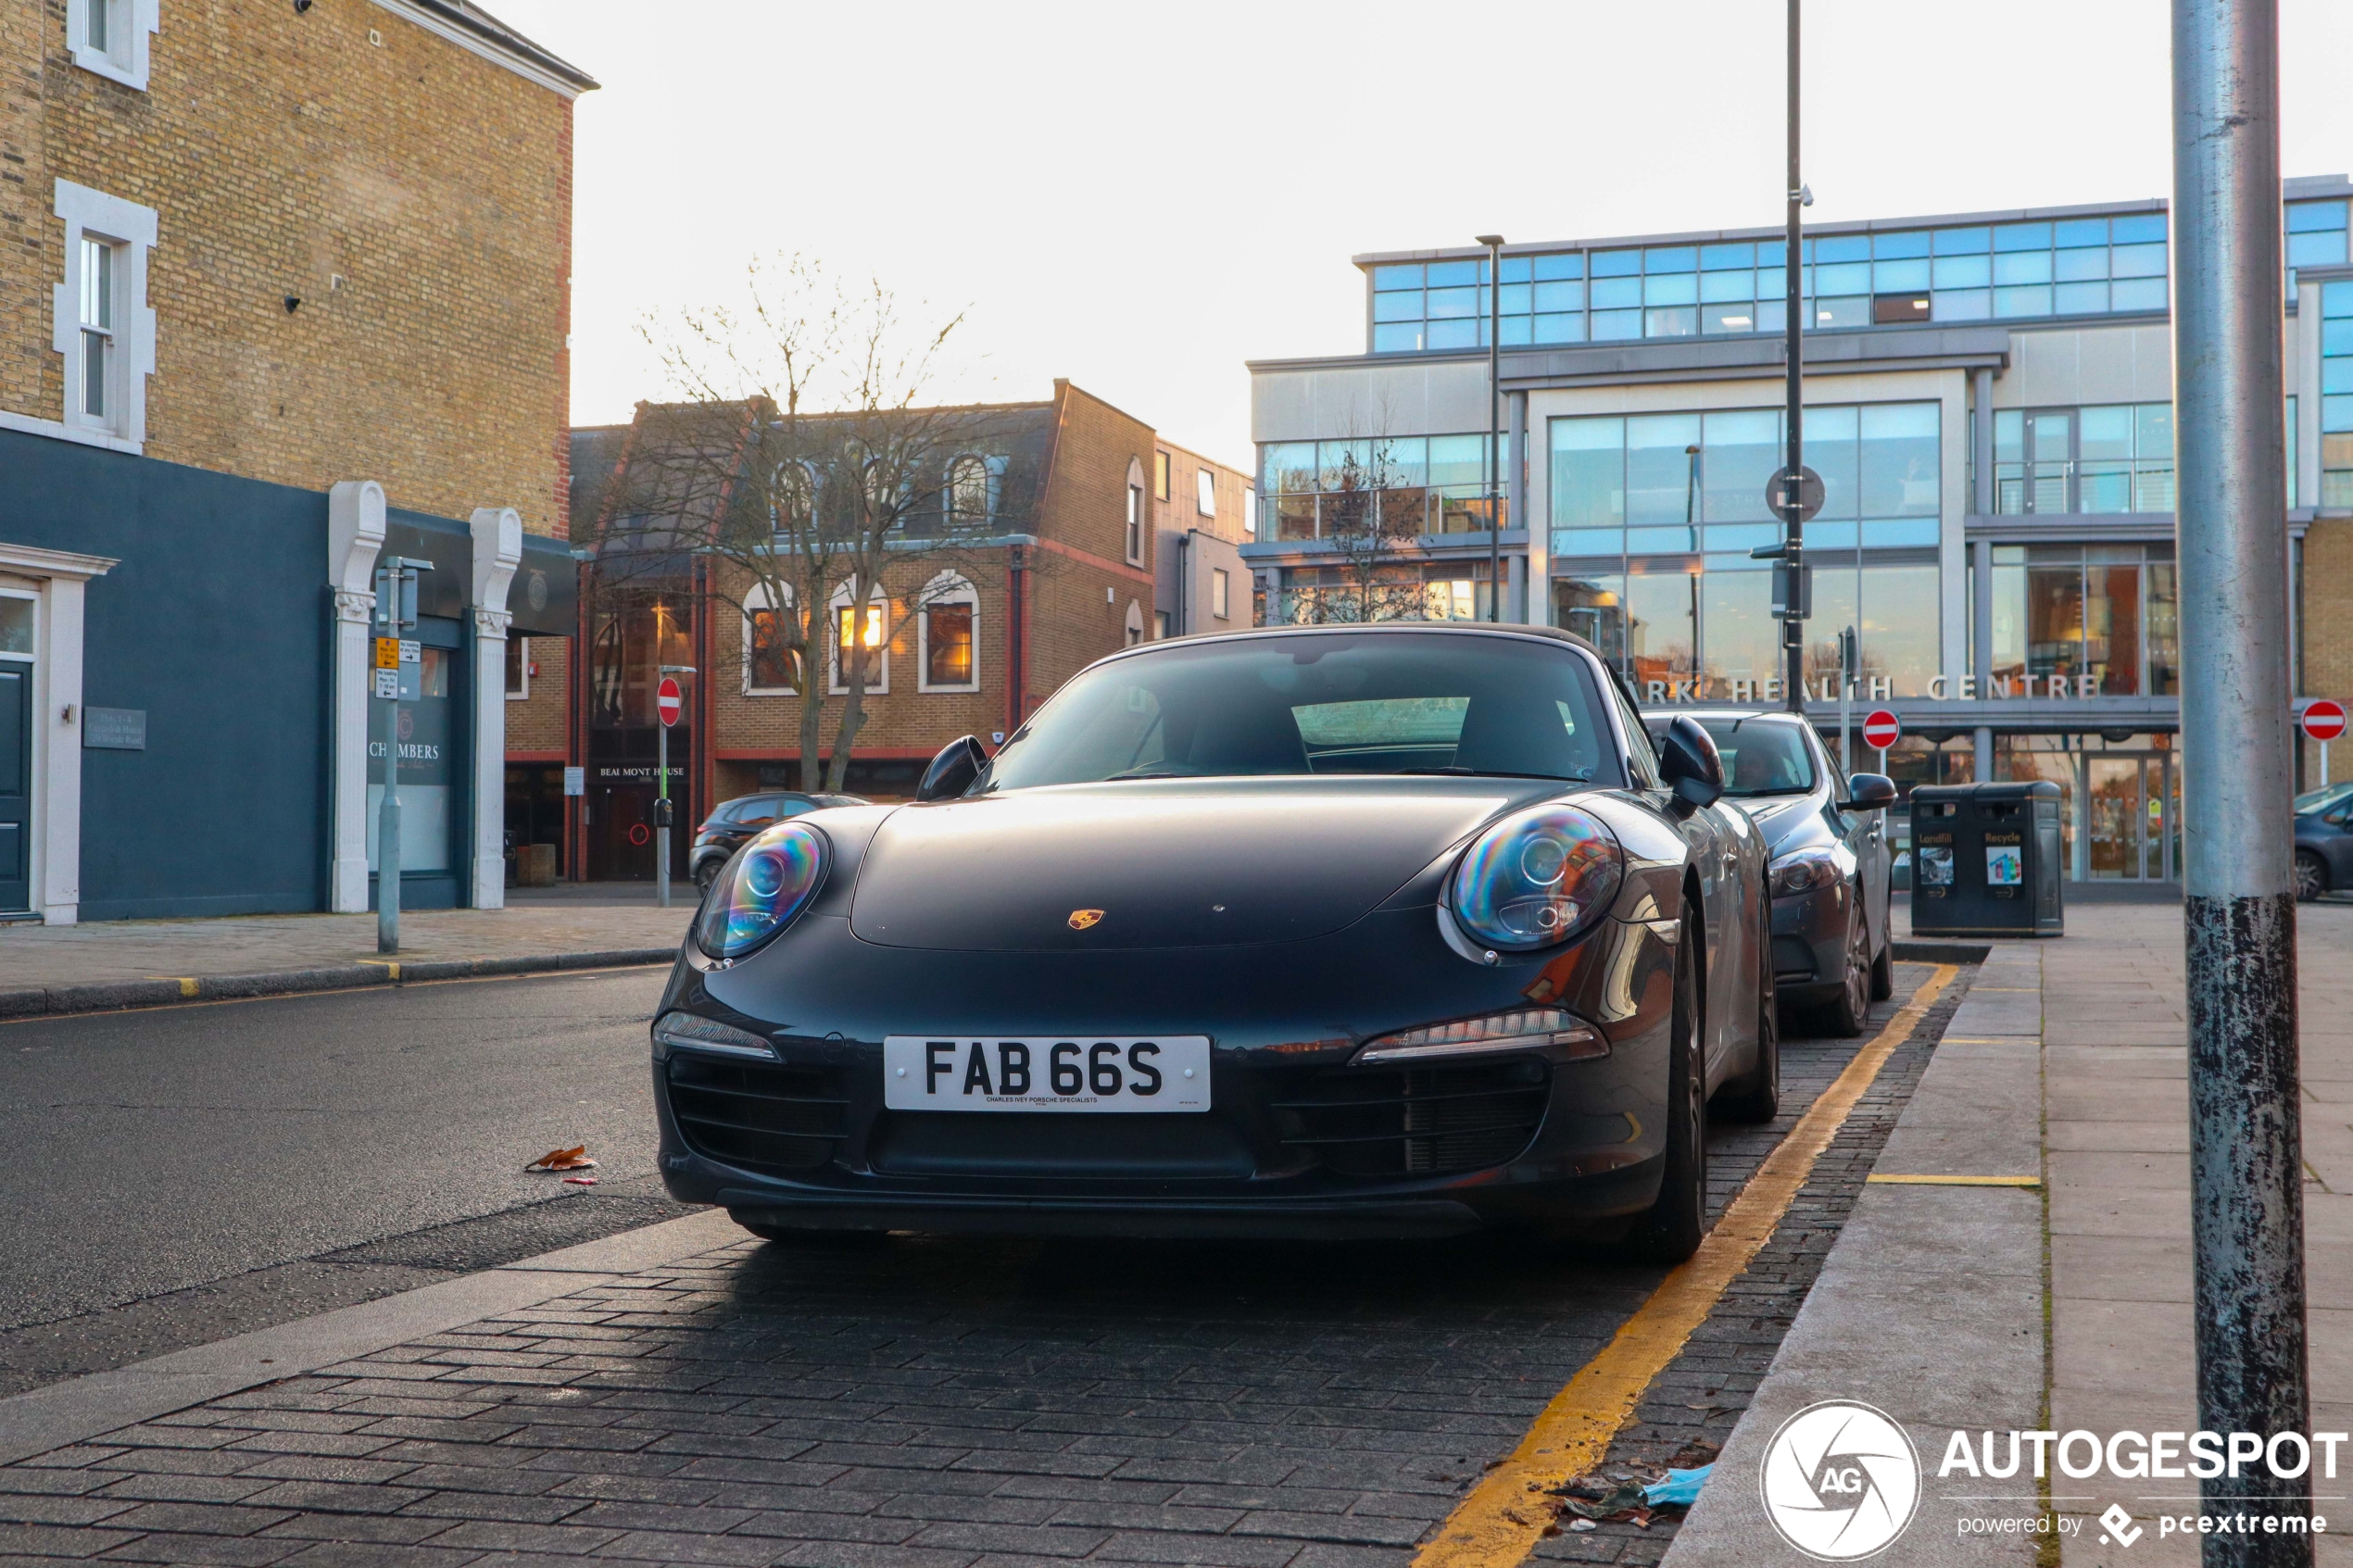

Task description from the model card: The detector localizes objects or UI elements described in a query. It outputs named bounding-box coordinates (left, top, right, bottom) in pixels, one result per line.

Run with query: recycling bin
left=1907, top=781, right=2064, bottom=937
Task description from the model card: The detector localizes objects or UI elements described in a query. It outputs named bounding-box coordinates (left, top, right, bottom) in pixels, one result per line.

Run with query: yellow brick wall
left=0, top=0, right=573, bottom=535
left=2302, top=519, right=2353, bottom=784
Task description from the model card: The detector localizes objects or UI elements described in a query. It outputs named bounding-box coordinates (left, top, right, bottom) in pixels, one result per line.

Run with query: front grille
left=665, top=1055, right=850, bottom=1175
left=1273, top=1057, right=1551, bottom=1178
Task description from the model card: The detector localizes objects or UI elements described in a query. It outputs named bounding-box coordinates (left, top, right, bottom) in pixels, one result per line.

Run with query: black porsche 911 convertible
left=648, top=624, right=1775, bottom=1261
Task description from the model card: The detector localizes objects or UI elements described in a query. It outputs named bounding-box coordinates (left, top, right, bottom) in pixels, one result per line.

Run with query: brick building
left=567, top=382, right=1249, bottom=877
left=0, top=0, right=588, bottom=921
left=1149, top=437, right=1255, bottom=639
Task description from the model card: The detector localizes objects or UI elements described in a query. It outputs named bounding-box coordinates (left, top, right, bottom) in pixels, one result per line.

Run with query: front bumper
left=1769, top=876, right=1856, bottom=1002
left=648, top=908, right=1680, bottom=1239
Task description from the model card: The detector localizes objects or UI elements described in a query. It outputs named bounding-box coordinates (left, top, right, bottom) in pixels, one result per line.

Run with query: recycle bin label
left=1918, top=838, right=1955, bottom=892
left=1985, top=833, right=2023, bottom=890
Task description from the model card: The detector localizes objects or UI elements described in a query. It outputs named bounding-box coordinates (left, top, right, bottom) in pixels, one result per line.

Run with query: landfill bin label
left=1918, top=834, right=1955, bottom=893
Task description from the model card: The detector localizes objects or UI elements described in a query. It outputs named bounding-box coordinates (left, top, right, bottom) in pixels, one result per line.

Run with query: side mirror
left=1657, top=715, right=1725, bottom=812
left=1842, top=772, right=1898, bottom=811
left=916, top=734, right=988, bottom=802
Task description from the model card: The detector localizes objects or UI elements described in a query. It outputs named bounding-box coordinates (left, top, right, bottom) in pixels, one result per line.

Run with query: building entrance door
left=2085, top=753, right=2174, bottom=880
left=0, top=659, right=27, bottom=913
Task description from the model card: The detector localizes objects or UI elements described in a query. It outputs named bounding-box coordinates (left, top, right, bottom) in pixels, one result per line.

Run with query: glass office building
left=1245, top=178, right=2353, bottom=883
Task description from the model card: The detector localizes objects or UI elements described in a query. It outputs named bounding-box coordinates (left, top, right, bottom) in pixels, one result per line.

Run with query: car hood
left=1735, top=794, right=1831, bottom=858
left=847, top=778, right=1546, bottom=951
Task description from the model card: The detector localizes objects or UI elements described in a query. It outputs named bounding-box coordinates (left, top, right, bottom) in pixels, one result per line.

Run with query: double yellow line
left=1413, top=964, right=1960, bottom=1568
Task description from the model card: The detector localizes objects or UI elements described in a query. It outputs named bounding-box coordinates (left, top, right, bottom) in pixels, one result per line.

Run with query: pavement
left=0, top=895, right=691, bottom=1016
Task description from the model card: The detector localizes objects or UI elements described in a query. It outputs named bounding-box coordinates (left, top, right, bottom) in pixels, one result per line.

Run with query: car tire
left=1815, top=894, right=1871, bottom=1039
left=1869, top=922, right=1894, bottom=1003
left=1629, top=914, right=1709, bottom=1262
left=693, top=859, right=722, bottom=894
left=729, top=1213, right=888, bottom=1249
left=2296, top=850, right=2327, bottom=903
left=1715, top=893, right=1780, bottom=1124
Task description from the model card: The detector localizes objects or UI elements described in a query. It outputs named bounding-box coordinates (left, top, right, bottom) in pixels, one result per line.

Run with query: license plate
left=882, top=1036, right=1211, bottom=1112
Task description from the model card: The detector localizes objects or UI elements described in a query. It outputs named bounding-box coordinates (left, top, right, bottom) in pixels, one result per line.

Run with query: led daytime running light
left=1356, top=1007, right=1607, bottom=1065
left=650, top=1011, right=775, bottom=1060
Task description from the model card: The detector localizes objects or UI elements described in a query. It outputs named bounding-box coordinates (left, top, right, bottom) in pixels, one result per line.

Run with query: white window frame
left=41, top=182, right=157, bottom=454
left=1125, top=598, right=1146, bottom=646
left=505, top=634, right=530, bottom=700
left=1212, top=568, right=1231, bottom=621
left=741, top=581, right=799, bottom=696
left=915, top=571, right=981, bottom=694
left=1126, top=458, right=1147, bottom=565
left=68, top=0, right=157, bottom=91
left=1197, top=468, right=1217, bottom=518
left=827, top=582, right=890, bottom=695
left=946, top=455, right=994, bottom=530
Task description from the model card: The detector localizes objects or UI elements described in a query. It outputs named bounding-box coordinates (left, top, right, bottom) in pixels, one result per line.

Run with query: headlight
left=1356, top=1007, right=1608, bottom=1065
left=693, top=821, right=826, bottom=960
left=1448, top=804, right=1623, bottom=951
left=1769, top=846, right=1843, bottom=899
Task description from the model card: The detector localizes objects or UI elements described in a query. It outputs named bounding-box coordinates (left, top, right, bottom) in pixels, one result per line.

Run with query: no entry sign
left=2303, top=699, right=2347, bottom=744
left=656, top=676, right=683, bottom=728
left=1861, top=709, right=1902, bottom=750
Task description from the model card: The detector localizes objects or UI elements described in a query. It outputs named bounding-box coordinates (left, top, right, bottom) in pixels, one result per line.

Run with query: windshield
left=975, top=633, right=1616, bottom=791
left=1694, top=717, right=1818, bottom=797
left=2296, top=782, right=2353, bottom=815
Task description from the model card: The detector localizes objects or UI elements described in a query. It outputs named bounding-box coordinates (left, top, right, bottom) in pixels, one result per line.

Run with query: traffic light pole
left=372, top=557, right=429, bottom=956
left=2173, top=0, right=2310, bottom=1557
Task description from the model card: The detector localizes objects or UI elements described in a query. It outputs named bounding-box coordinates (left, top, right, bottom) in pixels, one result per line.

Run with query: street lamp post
left=2172, top=0, right=2309, bottom=1554
left=1780, top=0, right=1806, bottom=715
left=1478, top=233, right=1505, bottom=622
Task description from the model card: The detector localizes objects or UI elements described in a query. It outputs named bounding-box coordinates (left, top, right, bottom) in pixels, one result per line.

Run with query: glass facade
left=1549, top=401, right=1941, bottom=558
left=1369, top=213, right=2169, bottom=354
left=2325, top=282, right=2353, bottom=509
left=1991, top=404, right=2174, bottom=515
left=2288, top=198, right=2349, bottom=302
left=1259, top=433, right=1511, bottom=541
left=1973, top=542, right=2177, bottom=697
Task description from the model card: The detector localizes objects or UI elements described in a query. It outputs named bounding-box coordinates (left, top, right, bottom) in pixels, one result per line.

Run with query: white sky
left=488, top=1, right=2353, bottom=468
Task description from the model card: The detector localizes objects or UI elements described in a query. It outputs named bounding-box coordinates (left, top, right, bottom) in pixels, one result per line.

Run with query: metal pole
left=2174, top=1, right=2309, bottom=1557
left=1839, top=626, right=1855, bottom=778
left=373, top=563, right=413, bottom=956
left=656, top=717, right=669, bottom=909
left=1478, top=234, right=1505, bottom=622
left=1781, top=0, right=1805, bottom=716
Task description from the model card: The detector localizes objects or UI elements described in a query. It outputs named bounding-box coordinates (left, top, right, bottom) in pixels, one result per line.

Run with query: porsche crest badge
left=1067, top=909, right=1104, bottom=931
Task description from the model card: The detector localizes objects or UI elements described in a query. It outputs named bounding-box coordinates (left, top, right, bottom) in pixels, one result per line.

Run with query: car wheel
left=693, top=859, right=722, bottom=893
left=2296, top=850, right=2327, bottom=903
left=1629, top=914, right=1709, bottom=1262
left=1714, top=893, right=1780, bottom=1124
left=1817, top=895, right=1871, bottom=1039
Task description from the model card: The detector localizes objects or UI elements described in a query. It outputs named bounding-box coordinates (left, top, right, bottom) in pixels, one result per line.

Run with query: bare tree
left=598, top=258, right=1003, bottom=793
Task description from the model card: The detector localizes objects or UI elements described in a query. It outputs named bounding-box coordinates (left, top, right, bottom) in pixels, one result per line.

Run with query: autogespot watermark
left=1758, top=1402, right=2342, bottom=1559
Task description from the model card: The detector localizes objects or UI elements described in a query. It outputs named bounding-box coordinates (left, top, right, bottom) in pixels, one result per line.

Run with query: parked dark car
left=1646, top=710, right=1895, bottom=1036
left=689, top=792, right=868, bottom=891
left=649, top=624, right=1776, bottom=1260
left=2295, top=791, right=2353, bottom=900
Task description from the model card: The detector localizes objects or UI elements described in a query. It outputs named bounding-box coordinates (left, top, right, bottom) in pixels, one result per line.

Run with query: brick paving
left=0, top=967, right=1962, bottom=1568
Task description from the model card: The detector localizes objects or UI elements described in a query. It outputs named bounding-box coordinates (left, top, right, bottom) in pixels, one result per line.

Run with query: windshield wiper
left=1101, top=766, right=1203, bottom=782
left=1401, top=766, right=1593, bottom=782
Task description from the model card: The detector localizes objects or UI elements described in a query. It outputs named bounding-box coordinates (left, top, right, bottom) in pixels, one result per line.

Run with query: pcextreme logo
left=1759, top=1400, right=1923, bottom=1561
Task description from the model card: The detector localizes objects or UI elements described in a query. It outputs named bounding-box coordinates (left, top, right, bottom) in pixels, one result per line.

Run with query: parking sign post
left=371, top=557, right=430, bottom=956
left=2174, top=1, right=2311, bottom=1551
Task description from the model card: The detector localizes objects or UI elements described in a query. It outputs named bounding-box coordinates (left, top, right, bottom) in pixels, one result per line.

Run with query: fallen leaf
left=527, top=1146, right=597, bottom=1173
